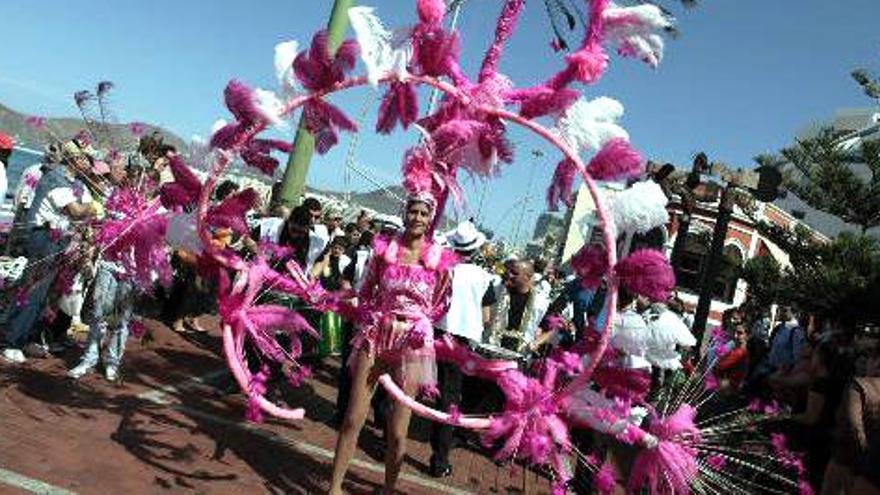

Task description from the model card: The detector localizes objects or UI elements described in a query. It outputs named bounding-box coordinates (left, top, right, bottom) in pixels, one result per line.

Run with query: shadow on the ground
left=0, top=317, right=551, bottom=494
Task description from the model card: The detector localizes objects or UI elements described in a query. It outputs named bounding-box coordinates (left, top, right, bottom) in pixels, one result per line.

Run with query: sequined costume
left=349, top=235, right=455, bottom=397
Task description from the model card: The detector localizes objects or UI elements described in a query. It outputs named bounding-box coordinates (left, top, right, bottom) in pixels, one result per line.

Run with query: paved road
left=0, top=317, right=552, bottom=494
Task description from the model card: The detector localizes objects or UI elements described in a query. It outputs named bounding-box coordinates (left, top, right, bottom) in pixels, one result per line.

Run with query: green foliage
left=740, top=255, right=783, bottom=311
left=778, top=128, right=880, bottom=233
left=781, top=233, right=880, bottom=315
left=852, top=69, right=880, bottom=100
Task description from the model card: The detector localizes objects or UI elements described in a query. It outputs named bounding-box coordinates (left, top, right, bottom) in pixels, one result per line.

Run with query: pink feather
left=587, top=137, right=644, bottom=181
left=417, top=0, right=446, bottom=24
left=412, top=25, right=462, bottom=79
left=97, top=188, right=172, bottom=292
left=376, top=82, right=419, bottom=134
left=595, top=462, right=618, bottom=495
left=293, top=30, right=359, bottom=92
left=302, top=99, right=357, bottom=155
left=571, top=244, right=609, bottom=289
left=224, top=80, right=264, bottom=126
left=629, top=405, right=700, bottom=495
left=546, top=158, right=578, bottom=211
left=240, top=138, right=292, bottom=175
left=615, top=249, right=675, bottom=302
left=207, top=188, right=259, bottom=236
left=565, top=42, right=609, bottom=85
left=210, top=122, right=246, bottom=150
left=511, top=86, right=580, bottom=119
left=159, top=155, right=203, bottom=210
left=478, top=0, right=525, bottom=83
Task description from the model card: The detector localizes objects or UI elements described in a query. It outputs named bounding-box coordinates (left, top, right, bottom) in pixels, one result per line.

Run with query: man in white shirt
left=430, top=221, right=496, bottom=477
left=302, top=197, right=329, bottom=272
left=2, top=142, right=98, bottom=364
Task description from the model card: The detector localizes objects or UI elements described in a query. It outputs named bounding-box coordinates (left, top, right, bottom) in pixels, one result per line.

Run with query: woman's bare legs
left=329, top=349, right=377, bottom=494
left=382, top=369, right=418, bottom=493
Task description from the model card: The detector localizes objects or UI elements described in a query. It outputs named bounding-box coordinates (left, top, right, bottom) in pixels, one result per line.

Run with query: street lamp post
left=691, top=182, right=736, bottom=351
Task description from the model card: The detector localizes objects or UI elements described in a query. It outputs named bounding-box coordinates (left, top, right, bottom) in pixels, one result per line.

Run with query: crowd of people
left=699, top=304, right=880, bottom=494
left=1, top=128, right=878, bottom=494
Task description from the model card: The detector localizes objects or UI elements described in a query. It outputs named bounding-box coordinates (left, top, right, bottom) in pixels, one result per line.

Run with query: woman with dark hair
left=310, top=236, right=351, bottom=356
left=786, top=340, right=848, bottom=489
left=329, top=194, right=453, bottom=494
left=823, top=328, right=880, bottom=495
left=278, top=205, right=313, bottom=269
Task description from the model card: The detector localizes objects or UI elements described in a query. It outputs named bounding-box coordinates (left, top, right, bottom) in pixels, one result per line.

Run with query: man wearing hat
left=2, top=139, right=99, bottom=363
left=429, top=220, right=498, bottom=478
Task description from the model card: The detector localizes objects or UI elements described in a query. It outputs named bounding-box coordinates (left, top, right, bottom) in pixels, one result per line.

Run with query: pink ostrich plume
left=240, top=138, right=292, bottom=175
left=292, top=30, right=361, bottom=154
left=417, top=0, right=446, bottom=25
left=629, top=405, right=701, bottom=494
left=207, top=188, right=260, bottom=236
left=293, top=29, right=359, bottom=92
left=376, top=81, right=419, bottom=134
left=159, top=155, right=203, bottom=210
left=97, top=188, right=172, bottom=291
left=615, top=249, right=675, bottom=302
left=546, top=158, right=578, bottom=211
left=587, top=137, right=644, bottom=181
left=570, top=243, right=609, bottom=289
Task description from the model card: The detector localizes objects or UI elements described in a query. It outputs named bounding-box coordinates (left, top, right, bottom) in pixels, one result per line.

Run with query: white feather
left=555, top=97, right=629, bottom=153
left=602, top=3, right=672, bottom=69
left=254, top=88, right=287, bottom=129
left=274, top=40, right=300, bottom=93
left=348, top=6, right=412, bottom=87
left=211, top=119, right=228, bottom=135
left=644, top=309, right=696, bottom=370
left=611, top=180, right=668, bottom=234
left=611, top=309, right=651, bottom=358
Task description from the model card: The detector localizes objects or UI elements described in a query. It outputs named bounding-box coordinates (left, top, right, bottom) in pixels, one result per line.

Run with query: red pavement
left=0, top=317, right=554, bottom=494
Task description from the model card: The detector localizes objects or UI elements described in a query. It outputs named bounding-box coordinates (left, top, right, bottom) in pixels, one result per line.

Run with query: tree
left=781, top=233, right=880, bottom=316
left=779, top=130, right=880, bottom=234
left=740, top=255, right=783, bottom=312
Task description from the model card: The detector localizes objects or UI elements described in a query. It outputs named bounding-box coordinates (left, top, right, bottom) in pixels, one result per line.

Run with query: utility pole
left=274, top=0, right=356, bottom=209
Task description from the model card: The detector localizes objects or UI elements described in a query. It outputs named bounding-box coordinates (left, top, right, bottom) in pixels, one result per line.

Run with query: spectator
left=714, top=322, right=750, bottom=391
left=767, top=306, right=806, bottom=372
left=2, top=141, right=99, bottom=363
left=429, top=221, right=496, bottom=478
left=0, top=132, right=12, bottom=202
left=786, top=341, right=848, bottom=490
left=823, top=328, right=880, bottom=495
left=311, top=236, right=351, bottom=357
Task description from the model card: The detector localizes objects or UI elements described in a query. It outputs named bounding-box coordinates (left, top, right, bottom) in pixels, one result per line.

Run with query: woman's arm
left=310, top=254, right=328, bottom=282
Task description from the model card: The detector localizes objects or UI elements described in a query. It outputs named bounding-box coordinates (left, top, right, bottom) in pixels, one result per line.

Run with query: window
left=674, top=232, right=744, bottom=304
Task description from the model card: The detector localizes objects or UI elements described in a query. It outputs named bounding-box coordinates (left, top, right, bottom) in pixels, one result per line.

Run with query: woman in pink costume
left=329, top=192, right=454, bottom=494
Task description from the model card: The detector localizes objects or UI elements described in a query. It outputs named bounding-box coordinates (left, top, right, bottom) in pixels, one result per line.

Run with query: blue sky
left=2, top=0, right=879, bottom=242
